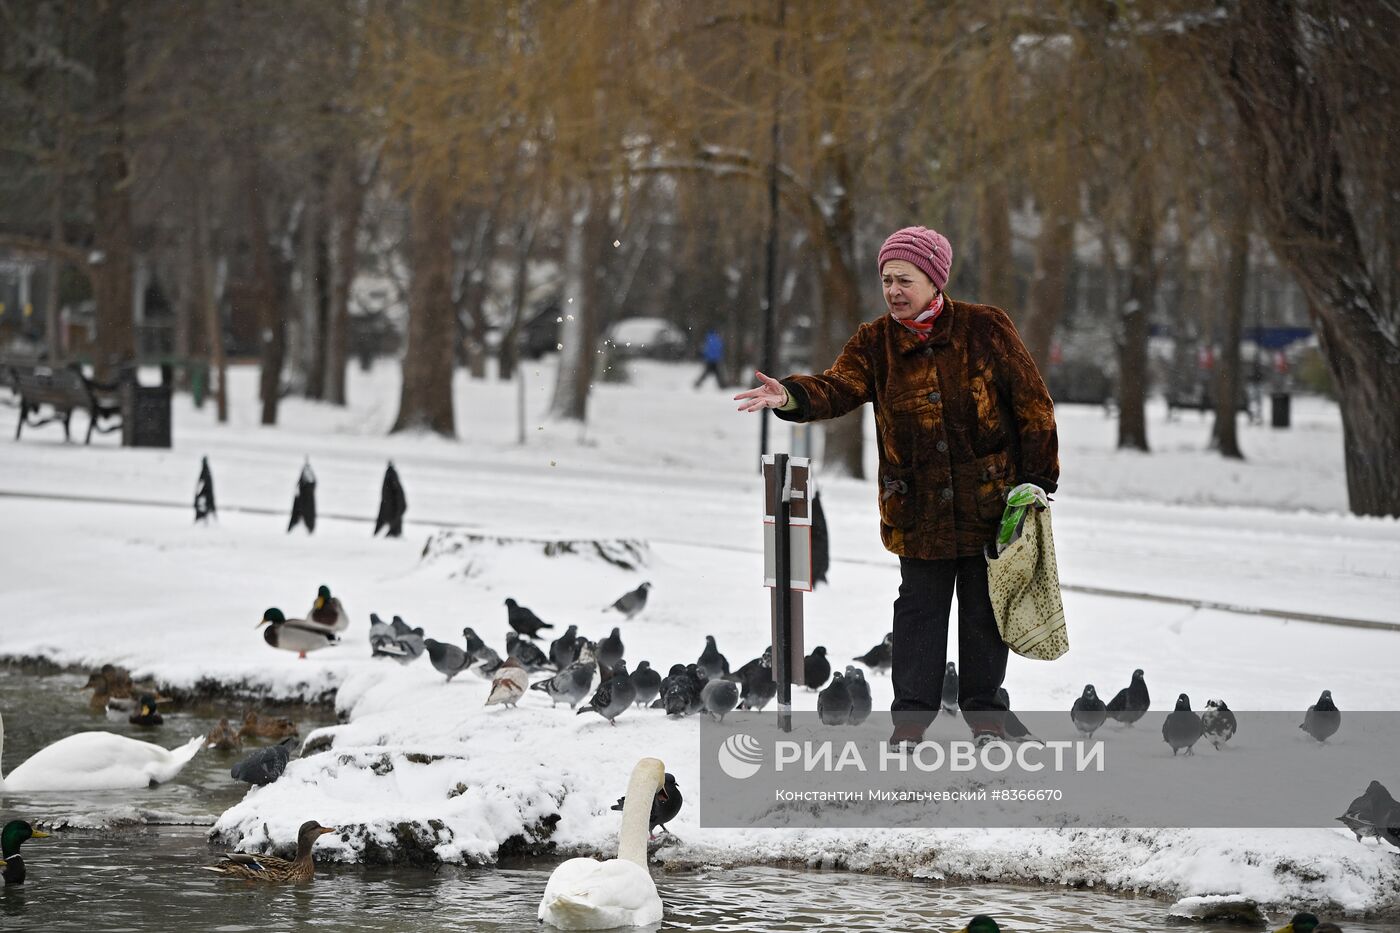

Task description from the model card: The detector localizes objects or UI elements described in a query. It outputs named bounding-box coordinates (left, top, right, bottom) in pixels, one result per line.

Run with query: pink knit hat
left=877, top=226, right=952, bottom=291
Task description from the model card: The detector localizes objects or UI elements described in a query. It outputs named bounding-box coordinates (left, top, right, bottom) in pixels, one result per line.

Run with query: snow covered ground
left=2, top=359, right=1398, bottom=917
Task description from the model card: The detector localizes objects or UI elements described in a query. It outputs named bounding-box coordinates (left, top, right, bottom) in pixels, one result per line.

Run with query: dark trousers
left=694, top=361, right=725, bottom=388
left=890, top=555, right=1008, bottom=730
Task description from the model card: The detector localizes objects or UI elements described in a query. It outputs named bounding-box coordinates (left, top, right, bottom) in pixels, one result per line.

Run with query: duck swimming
left=0, top=711, right=203, bottom=791
left=955, top=917, right=1000, bottom=933
left=204, top=820, right=336, bottom=883
left=1, top=820, right=49, bottom=885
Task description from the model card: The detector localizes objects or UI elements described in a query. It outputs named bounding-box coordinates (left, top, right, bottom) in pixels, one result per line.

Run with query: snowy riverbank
left=3, top=360, right=1399, bottom=917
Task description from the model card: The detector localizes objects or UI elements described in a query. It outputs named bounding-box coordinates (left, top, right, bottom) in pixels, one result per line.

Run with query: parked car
left=605, top=317, right=689, bottom=360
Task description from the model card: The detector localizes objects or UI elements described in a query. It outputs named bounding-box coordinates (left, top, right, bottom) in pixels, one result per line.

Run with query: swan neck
left=616, top=765, right=661, bottom=868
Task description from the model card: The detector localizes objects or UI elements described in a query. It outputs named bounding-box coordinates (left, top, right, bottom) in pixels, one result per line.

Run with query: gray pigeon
left=631, top=660, right=662, bottom=708
left=844, top=666, right=872, bottom=725
left=604, top=582, right=652, bottom=620
left=701, top=677, right=739, bottom=722
left=1106, top=669, right=1150, bottom=725
left=735, top=648, right=776, bottom=710
left=1301, top=690, right=1341, bottom=743
left=1336, top=780, right=1400, bottom=847
left=853, top=632, right=893, bottom=673
left=531, top=661, right=597, bottom=709
left=506, top=632, right=553, bottom=672
left=941, top=662, right=960, bottom=713
left=697, top=636, right=729, bottom=680
left=549, top=625, right=580, bottom=671
left=425, top=638, right=471, bottom=681
left=598, top=627, right=626, bottom=672
left=504, top=597, right=553, bottom=639
left=462, top=626, right=489, bottom=661
left=1162, top=693, right=1204, bottom=756
left=1071, top=685, right=1108, bottom=739
left=1201, top=699, right=1237, bottom=750
left=369, top=613, right=398, bottom=656
left=230, top=737, right=297, bottom=786
left=817, top=671, right=852, bottom=726
left=577, top=660, right=636, bottom=724
left=473, top=646, right=504, bottom=677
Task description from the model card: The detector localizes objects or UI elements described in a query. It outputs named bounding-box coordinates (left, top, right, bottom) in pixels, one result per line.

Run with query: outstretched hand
left=734, top=371, right=789, bottom=412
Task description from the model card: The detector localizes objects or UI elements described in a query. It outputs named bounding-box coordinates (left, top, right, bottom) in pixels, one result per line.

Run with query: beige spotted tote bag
left=984, top=497, right=1068, bottom=661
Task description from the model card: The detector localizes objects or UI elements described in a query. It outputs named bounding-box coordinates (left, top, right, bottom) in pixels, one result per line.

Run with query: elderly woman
left=735, top=226, right=1059, bottom=746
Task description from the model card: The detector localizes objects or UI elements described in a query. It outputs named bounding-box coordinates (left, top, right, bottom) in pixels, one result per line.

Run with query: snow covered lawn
left=1, top=360, right=1397, bottom=915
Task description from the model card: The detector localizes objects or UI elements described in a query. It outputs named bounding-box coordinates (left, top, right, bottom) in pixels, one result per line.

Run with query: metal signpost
left=763, top=453, right=812, bottom=732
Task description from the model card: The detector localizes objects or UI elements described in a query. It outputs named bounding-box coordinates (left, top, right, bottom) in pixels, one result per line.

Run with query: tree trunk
left=91, top=0, right=135, bottom=378
left=1212, top=190, right=1249, bottom=459
left=498, top=216, right=537, bottom=382
left=323, top=154, right=368, bottom=407
left=191, top=183, right=227, bottom=423
left=1223, top=0, right=1400, bottom=516
left=812, top=155, right=865, bottom=479
left=1116, top=171, right=1154, bottom=452
left=1022, top=164, right=1076, bottom=368
left=392, top=173, right=456, bottom=436
left=242, top=143, right=283, bottom=425
left=976, top=177, right=1016, bottom=311
left=549, top=182, right=608, bottom=424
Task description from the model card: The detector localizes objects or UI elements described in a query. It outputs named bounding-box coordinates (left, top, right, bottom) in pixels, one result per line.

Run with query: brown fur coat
left=775, top=299, right=1058, bottom=560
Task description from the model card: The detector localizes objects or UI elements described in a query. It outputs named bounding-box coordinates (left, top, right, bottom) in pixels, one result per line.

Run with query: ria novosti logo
left=717, top=733, right=765, bottom=779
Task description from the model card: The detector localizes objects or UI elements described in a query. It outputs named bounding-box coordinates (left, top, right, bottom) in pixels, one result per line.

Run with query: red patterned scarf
left=893, top=291, right=945, bottom=339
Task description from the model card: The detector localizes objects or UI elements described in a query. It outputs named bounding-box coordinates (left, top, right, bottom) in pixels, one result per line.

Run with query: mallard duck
left=258, top=608, right=339, bottom=658
left=538, top=758, right=665, bottom=929
left=306, top=585, right=349, bottom=633
left=238, top=710, right=299, bottom=741
left=204, top=820, right=336, bottom=883
left=205, top=718, right=243, bottom=751
left=1274, top=912, right=1343, bottom=933
left=1, top=820, right=49, bottom=884
left=955, top=917, right=1000, bottom=933
left=0, top=711, right=203, bottom=791
left=128, top=694, right=163, bottom=727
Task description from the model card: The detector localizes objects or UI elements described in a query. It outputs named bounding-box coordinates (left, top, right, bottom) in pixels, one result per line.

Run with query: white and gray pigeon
left=697, top=636, right=729, bottom=681
left=506, top=632, right=553, bottom=672
left=701, top=677, right=739, bottom=722
left=369, top=613, right=398, bottom=656
left=425, top=638, right=471, bottom=681
left=530, top=661, right=597, bottom=708
left=577, top=660, right=636, bottom=725
left=485, top=658, right=529, bottom=709
left=603, top=582, right=652, bottom=620
left=844, top=666, right=872, bottom=725
left=1201, top=699, right=1237, bottom=750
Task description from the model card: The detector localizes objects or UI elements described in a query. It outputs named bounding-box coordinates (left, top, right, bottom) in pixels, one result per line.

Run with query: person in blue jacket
left=694, top=328, right=726, bottom=389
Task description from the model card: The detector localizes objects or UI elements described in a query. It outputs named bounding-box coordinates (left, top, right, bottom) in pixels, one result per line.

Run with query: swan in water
left=538, top=757, right=666, bottom=930
left=0, top=712, right=204, bottom=792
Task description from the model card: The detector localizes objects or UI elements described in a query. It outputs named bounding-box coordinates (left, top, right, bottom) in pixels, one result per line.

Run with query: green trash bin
left=123, top=382, right=173, bottom=448
left=1270, top=392, right=1291, bottom=429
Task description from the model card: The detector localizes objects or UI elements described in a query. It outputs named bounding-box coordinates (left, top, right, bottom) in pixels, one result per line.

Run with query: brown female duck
left=204, top=821, right=336, bottom=883
left=238, top=710, right=299, bottom=741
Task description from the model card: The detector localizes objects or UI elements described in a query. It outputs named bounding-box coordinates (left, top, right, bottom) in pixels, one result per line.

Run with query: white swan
left=538, top=757, right=665, bottom=930
left=0, top=711, right=204, bottom=792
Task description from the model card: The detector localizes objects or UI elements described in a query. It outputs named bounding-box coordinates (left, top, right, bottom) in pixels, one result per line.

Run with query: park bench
left=9, top=363, right=125, bottom=444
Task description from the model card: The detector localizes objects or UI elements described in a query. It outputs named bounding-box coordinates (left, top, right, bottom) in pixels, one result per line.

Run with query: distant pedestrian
left=694, top=328, right=726, bottom=389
